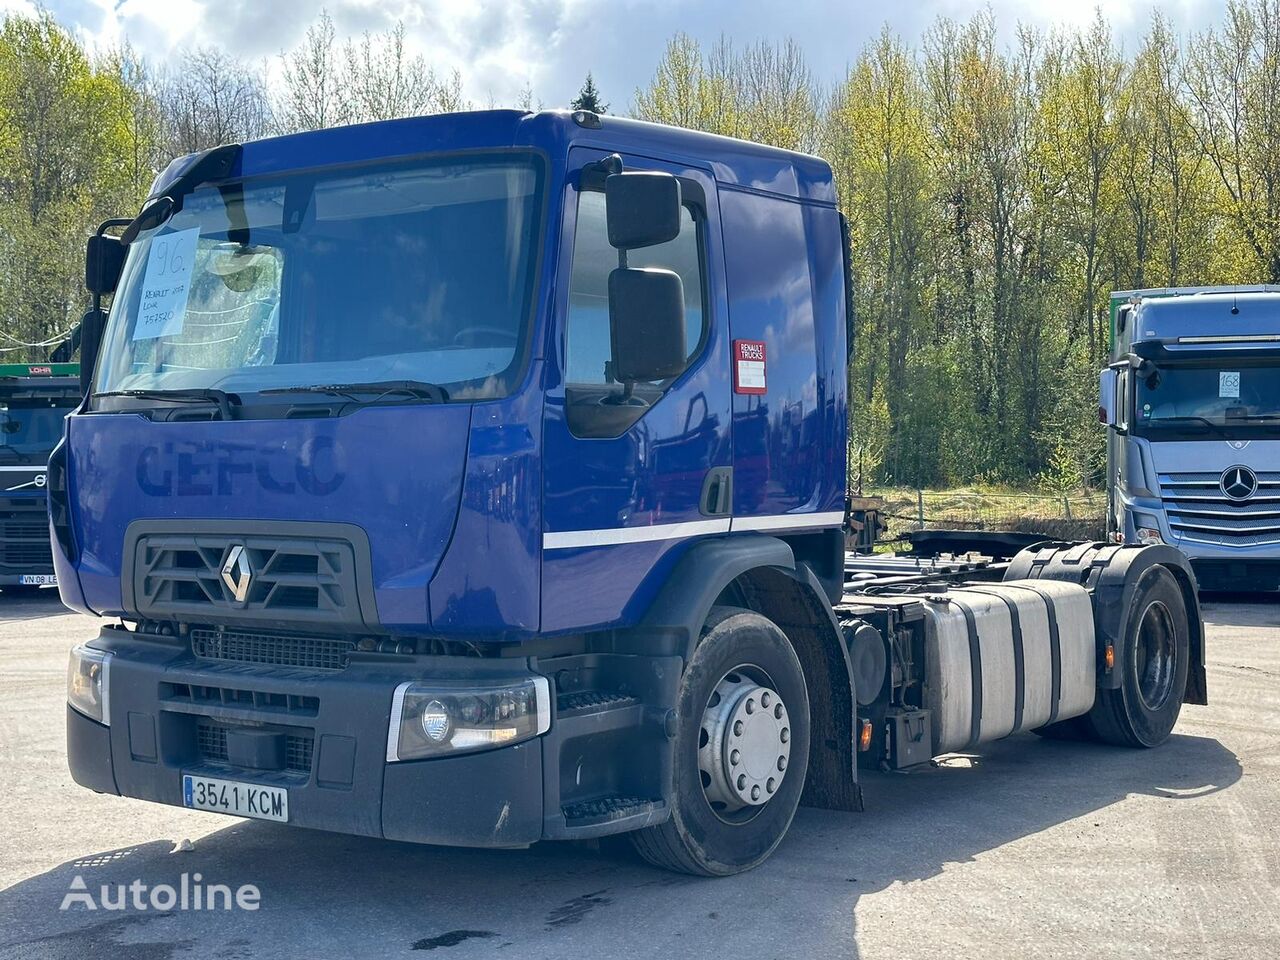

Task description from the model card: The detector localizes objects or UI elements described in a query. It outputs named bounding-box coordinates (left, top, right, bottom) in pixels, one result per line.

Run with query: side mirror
left=605, top=172, right=681, bottom=249
left=1098, top=368, right=1117, bottom=426
left=609, top=267, right=686, bottom=382
left=85, top=234, right=125, bottom=297
left=78, top=308, right=107, bottom=396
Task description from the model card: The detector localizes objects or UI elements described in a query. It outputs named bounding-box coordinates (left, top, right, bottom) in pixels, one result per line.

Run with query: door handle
left=700, top=467, right=733, bottom=517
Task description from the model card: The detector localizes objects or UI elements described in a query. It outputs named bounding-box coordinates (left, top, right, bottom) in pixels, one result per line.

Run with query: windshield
left=95, top=153, right=544, bottom=402
left=1136, top=363, right=1280, bottom=437
left=0, top=395, right=78, bottom=461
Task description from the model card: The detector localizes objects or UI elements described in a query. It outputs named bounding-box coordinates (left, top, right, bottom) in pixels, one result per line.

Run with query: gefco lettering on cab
left=134, top=438, right=344, bottom=497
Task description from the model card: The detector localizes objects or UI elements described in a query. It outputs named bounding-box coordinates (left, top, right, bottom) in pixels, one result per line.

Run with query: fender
left=1006, top=542, right=1207, bottom=705
left=640, top=534, right=796, bottom=662
left=640, top=534, right=861, bottom=811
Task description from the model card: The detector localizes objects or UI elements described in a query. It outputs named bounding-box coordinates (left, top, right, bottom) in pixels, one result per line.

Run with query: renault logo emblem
left=1221, top=465, right=1259, bottom=502
left=220, top=544, right=253, bottom=603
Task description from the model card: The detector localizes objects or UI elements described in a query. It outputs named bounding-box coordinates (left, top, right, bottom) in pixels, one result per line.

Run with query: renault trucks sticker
left=734, top=340, right=766, bottom=395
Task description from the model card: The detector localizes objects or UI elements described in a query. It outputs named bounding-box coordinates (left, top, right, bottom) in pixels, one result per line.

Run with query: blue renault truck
left=1103, top=286, right=1280, bottom=591
left=0, top=362, right=80, bottom=590
left=60, top=110, right=1206, bottom=875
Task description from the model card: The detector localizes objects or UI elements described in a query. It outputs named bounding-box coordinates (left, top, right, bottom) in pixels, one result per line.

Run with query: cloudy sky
left=2, top=0, right=1225, bottom=109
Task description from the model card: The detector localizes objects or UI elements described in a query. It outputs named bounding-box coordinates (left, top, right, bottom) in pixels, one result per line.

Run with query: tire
left=1083, top=565, right=1190, bottom=748
left=629, top=606, right=810, bottom=876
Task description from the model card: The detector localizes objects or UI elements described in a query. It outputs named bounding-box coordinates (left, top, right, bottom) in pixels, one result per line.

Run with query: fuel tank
left=920, top=581, right=1096, bottom=753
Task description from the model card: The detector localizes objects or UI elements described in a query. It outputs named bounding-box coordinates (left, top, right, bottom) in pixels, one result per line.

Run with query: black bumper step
left=556, top=690, right=639, bottom=714
left=563, top=796, right=664, bottom=827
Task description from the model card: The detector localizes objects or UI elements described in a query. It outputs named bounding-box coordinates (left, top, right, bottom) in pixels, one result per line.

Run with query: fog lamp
left=420, top=700, right=451, bottom=742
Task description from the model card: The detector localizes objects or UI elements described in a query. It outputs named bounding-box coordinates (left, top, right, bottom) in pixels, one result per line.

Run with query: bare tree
left=161, top=47, right=274, bottom=153
left=281, top=13, right=469, bottom=130
left=344, top=22, right=435, bottom=122
left=431, top=68, right=470, bottom=114
left=279, top=10, right=348, bottom=131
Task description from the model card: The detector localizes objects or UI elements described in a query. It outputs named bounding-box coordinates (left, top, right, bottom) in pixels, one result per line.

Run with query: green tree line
left=634, top=5, right=1280, bottom=488
left=4, top=4, right=1280, bottom=488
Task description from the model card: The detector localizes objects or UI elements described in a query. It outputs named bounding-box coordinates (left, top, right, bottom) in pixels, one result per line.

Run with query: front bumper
left=1188, top=558, right=1280, bottom=592
left=1120, top=495, right=1280, bottom=579
left=66, top=628, right=545, bottom=847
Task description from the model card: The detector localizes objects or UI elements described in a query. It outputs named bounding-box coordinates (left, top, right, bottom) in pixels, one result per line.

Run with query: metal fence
left=867, top=489, right=1107, bottom=543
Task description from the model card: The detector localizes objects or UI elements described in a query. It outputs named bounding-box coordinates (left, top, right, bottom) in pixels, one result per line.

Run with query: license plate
left=182, top=774, right=288, bottom=822
left=19, top=574, right=56, bottom=585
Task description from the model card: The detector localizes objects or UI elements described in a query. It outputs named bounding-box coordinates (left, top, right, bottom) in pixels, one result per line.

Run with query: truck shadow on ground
left=0, top=731, right=1241, bottom=960
left=0, top=589, right=71, bottom=622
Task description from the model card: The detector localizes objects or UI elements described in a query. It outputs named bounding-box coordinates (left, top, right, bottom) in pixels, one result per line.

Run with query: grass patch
left=861, top=484, right=1106, bottom=543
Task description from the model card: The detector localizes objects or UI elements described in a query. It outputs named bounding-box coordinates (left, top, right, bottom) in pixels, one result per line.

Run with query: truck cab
left=0, top=362, right=80, bottom=589
left=1103, top=287, right=1280, bottom=591
left=61, top=111, right=1202, bottom=876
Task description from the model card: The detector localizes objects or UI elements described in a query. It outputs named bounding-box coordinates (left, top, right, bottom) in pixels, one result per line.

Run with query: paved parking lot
left=0, top=592, right=1277, bottom=959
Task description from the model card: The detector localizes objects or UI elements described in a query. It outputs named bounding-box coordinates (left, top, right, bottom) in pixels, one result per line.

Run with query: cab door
left=540, top=147, right=731, bottom=632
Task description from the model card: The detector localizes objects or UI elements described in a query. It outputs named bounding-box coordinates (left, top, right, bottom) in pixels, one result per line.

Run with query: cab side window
left=564, top=188, right=705, bottom=438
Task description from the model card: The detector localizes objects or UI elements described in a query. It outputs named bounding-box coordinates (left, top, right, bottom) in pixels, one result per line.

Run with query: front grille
left=1160, top=471, right=1280, bottom=545
left=195, top=719, right=314, bottom=774
left=2, top=520, right=47, bottom=539
left=0, top=502, right=53, bottom=571
left=0, top=540, right=52, bottom=567
left=196, top=720, right=229, bottom=762
left=161, top=681, right=319, bottom=716
left=190, top=628, right=354, bottom=671
left=284, top=735, right=314, bottom=773
left=130, top=528, right=365, bottom=626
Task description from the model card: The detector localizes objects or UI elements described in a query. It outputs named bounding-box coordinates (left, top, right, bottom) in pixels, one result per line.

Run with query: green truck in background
left=0, top=362, right=80, bottom=590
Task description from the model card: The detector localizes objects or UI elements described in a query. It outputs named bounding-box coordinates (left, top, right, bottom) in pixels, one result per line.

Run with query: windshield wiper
left=93, top=388, right=237, bottom=421
left=260, top=380, right=449, bottom=404
left=1145, top=415, right=1232, bottom=438
left=1224, top=413, right=1280, bottom=422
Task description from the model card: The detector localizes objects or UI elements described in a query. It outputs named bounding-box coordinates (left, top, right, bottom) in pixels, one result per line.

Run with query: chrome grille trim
left=1161, top=470, right=1280, bottom=543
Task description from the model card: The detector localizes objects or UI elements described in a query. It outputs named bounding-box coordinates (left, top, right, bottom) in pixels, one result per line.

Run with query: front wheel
left=629, top=607, right=810, bottom=876
left=1084, top=565, right=1190, bottom=748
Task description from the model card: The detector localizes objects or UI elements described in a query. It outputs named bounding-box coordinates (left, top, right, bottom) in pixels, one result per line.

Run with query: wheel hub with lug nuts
left=698, top=668, right=791, bottom=816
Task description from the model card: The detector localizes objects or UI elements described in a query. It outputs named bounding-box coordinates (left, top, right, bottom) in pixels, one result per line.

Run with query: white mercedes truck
left=1102, top=286, right=1280, bottom=591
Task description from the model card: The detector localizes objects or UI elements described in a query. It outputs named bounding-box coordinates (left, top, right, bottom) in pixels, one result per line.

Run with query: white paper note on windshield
left=132, top=227, right=200, bottom=341
left=1220, top=371, right=1241, bottom=398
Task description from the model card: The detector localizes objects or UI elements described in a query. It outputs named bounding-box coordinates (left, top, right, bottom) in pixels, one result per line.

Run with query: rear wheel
left=629, top=607, right=810, bottom=876
left=1084, top=565, right=1190, bottom=748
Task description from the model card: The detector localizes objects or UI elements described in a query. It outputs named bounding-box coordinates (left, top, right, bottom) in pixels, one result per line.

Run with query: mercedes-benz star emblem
left=1221, top=465, right=1259, bottom=502
left=220, top=544, right=253, bottom=603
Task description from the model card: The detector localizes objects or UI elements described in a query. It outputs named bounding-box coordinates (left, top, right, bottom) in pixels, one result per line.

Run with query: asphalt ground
left=0, top=591, right=1276, bottom=959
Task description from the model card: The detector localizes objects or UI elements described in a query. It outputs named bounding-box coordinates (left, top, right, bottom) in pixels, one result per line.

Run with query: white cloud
left=28, top=0, right=1226, bottom=110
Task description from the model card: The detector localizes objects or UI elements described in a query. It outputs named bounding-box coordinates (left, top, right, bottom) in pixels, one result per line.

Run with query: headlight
left=67, top=645, right=112, bottom=725
left=1132, top=512, right=1164, bottom=546
left=385, top=677, right=550, bottom=762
